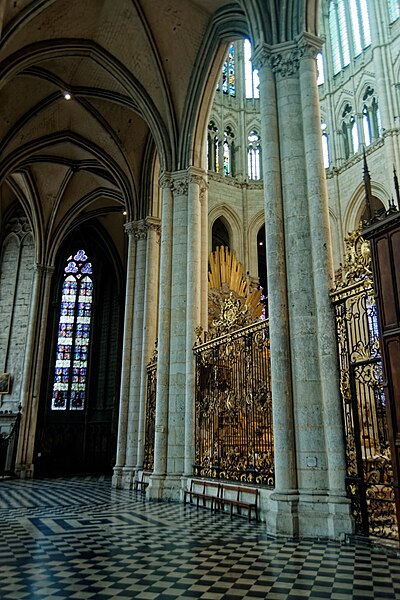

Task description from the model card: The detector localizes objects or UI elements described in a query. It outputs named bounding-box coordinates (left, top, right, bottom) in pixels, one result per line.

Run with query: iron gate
left=331, top=229, right=398, bottom=540
left=193, top=319, right=274, bottom=485
left=143, top=344, right=157, bottom=471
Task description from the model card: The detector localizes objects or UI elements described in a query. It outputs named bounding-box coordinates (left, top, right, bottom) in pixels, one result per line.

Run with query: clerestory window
left=329, top=0, right=371, bottom=75
left=244, top=39, right=260, bottom=98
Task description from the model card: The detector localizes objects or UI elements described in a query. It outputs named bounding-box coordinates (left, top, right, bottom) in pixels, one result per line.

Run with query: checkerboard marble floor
left=0, top=477, right=399, bottom=599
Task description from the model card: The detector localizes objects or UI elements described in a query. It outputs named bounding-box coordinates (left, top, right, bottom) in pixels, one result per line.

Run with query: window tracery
left=51, top=250, right=93, bottom=411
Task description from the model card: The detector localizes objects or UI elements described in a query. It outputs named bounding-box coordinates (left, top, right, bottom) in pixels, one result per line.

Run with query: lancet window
left=244, top=39, right=260, bottom=98
left=321, top=121, right=330, bottom=168
left=329, top=0, right=371, bottom=75
left=207, top=120, right=219, bottom=172
left=341, top=104, right=359, bottom=159
left=223, top=126, right=235, bottom=176
left=51, top=250, right=93, bottom=411
left=317, top=52, right=325, bottom=85
left=248, top=130, right=261, bottom=180
left=217, top=44, right=235, bottom=96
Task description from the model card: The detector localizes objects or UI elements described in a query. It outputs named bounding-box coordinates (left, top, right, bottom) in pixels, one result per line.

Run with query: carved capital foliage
left=145, top=216, right=161, bottom=239
left=134, top=222, right=148, bottom=240
left=296, top=32, right=323, bottom=60
left=159, top=171, right=173, bottom=190
left=252, top=45, right=271, bottom=71
left=124, top=220, right=147, bottom=240
left=124, top=221, right=136, bottom=236
left=270, top=47, right=302, bottom=79
left=171, top=173, right=189, bottom=196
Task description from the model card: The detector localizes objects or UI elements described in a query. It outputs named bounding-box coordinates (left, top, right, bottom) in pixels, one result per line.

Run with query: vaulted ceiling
left=0, top=0, right=319, bottom=263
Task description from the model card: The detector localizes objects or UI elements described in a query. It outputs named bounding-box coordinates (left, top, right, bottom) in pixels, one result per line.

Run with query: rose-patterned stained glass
left=51, top=251, right=93, bottom=411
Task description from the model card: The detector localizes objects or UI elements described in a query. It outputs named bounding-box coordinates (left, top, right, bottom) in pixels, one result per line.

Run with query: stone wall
left=0, top=216, right=34, bottom=412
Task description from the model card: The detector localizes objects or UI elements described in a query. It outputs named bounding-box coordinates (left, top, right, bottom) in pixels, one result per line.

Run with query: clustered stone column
left=136, top=217, right=161, bottom=471
left=255, top=49, right=298, bottom=535
left=16, top=263, right=54, bottom=478
left=113, top=218, right=160, bottom=489
left=113, top=223, right=137, bottom=488
left=148, top=175, right=173, bottom=498
left=147, top=168, right=206, bottom=500
left=254, top=35, right=352, bottom=538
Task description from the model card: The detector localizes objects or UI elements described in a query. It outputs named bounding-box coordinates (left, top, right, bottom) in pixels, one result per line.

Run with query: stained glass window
left=221, top=44, right=235, bottom=96
left=51, top=250, right=93, bottom=411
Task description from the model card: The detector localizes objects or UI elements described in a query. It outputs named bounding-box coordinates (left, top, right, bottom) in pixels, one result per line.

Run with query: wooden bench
left=219, top=484, right=259, bottom=522
left=134, top=470, right=151, bottom=492
left=183, top=479, right=221, bottom=511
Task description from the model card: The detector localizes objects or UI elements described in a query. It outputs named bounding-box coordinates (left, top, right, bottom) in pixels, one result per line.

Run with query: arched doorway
left=34, top=224, right=123, bottom=476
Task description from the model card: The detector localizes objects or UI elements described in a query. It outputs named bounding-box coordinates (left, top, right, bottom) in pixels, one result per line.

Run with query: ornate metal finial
left=333, top=226, right=372, bottom=290
left=363, top=150, right=372, bottom=224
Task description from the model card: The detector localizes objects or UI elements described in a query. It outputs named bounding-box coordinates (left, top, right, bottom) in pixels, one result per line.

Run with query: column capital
left=254, top=34, right=323, bottom=80
left=159, top=171, right=173, bottom=190
left=254, top=42, right=301, bottom=79
left=35, top=263, right=55, bottom=276
left=124, top=221, right=137, bottom=236
left=145, top=216, right=161, bottom=239
left=295, top=32, right=324, bottom=60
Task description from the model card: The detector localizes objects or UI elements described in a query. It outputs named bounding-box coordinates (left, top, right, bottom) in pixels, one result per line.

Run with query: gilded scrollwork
left=332, top=227, right=398, bottom=540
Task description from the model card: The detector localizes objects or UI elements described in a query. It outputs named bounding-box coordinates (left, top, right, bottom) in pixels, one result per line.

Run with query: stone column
left=121, top=220, right=147, bottom=488
left=272, top=42, right=329, bottom=503
left=113, top=223, right=137, bottom=488
left=15, top=264, right=54, bottom=478
left=255, top=46, right=298, bottom=536
left=147, top=174, right=173, bottom=500
left=136, top=217, right=161, bottom=471
left=200, top=181, right=209, bottom=331
left=254, top=38, right=353, bottom=538
left=162, top=170, right=189, bottom=499
left=298, top=35, right=350, bottom=519
left=184, top=168, right=206, bottom=477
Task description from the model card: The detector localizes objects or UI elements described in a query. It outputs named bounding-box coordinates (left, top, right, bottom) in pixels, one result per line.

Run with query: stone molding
left=35, top=263, right=54, bottom=276
left=5, top=214, right=32, bottom=240
left=208, top=171, right=264, bottom=190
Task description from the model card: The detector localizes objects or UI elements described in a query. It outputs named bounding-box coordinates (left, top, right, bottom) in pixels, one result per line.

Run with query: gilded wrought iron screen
left=143, top=348, right=157, bottom=471
left=331, top=229, right=398, bottom=540
left=193, top=320, right=274, bottom=485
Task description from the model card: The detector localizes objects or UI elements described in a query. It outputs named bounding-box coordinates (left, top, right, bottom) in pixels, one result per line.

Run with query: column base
left=14, top=463, right=34, bottom=479
left=267, top=490, right=300, bottom=537
left=112, top=466, right=135, bottom=489
left=298, top=492, right=354, bottom=539
left=147, top=473, right=183, bottom=501
left=147, top=473, right=166, bottom=500
left=267, top=489, right=354, bottom=539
